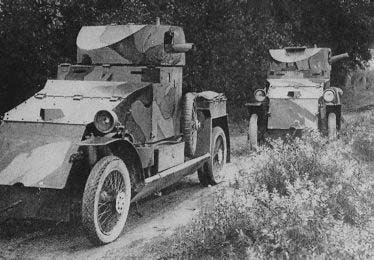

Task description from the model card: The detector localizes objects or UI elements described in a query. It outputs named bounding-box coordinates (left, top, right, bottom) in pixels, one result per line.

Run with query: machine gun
left=329, top=53, right=349, bottom=64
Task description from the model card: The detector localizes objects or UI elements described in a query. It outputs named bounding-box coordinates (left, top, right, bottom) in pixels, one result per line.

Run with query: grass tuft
left=155, top=109, right=374, bottom=259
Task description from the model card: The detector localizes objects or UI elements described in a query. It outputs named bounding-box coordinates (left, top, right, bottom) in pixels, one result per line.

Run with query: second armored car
left=246, top=46, right=348, bottom=148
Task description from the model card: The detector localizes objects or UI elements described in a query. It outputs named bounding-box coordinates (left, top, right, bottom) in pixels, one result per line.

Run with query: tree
left=0, top=0, right=372, bottom=114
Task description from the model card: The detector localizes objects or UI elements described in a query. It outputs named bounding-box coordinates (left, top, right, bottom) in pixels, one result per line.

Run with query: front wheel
left=82, top=155, right=131, bottom=245
left=198, top=126, right=227, bottom=186
left=328, top=113, right=337, bottom=140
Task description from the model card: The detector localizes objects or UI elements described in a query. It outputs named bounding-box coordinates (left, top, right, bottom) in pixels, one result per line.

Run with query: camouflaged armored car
left=246, top=46, right=348, bottom=149
left=0, top=21, right=230, bottom=245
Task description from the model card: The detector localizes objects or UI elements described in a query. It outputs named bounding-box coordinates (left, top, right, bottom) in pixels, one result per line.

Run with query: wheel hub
left=192, top=119, right=200, bottom=131
left=115, top=191, right=126, bottom=214
left=217, top=148, right=223, bottom=164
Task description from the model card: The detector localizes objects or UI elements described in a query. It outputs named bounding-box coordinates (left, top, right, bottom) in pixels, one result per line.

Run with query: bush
left=341, top=111, right=374, bottom=162
left=352, top=131, right=374, bottom=161
left=161, top=129, right=374, bottom=259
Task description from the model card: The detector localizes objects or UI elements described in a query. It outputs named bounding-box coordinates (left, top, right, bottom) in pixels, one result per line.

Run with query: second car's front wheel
left=328, top=112, right=337, bottom=140
left=248, top=113, right=258, bottom=150
left=198, top=126, right=227, bottom=186
left=82, top=155, right=131, bottom=245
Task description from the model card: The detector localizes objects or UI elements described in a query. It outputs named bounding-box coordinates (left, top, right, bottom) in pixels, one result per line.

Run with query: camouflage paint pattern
left=0, top=70, right=182, bottom=186
left=77, top=24, right=186, bottom=66
left=268, top=48, right=331, bottom=83
left=0, top=122, right=84, bottom=188
left=0, top=23, right=186, bottom=189
left=267, top=78, right=324, bottom=129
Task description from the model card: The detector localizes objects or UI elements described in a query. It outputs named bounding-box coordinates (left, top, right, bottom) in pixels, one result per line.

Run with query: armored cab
left=0, top=21, right=230, bottom=245
left=246, top=47, right=348, bottom=148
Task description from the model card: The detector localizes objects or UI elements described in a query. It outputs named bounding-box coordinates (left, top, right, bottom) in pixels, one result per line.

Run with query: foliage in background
left=155, top=112, right=374, bottom=259
left=341, top=110, right=374, bottom=161
left=0, top=0, right=373, bottom=114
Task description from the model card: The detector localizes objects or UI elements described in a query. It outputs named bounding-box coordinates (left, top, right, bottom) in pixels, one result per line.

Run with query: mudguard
left=0, top=122, right=85, bottom=189
left=195, top=91, right=227, bottom=119
left=79, top=136, right=147, bottom=176
left=79, top=136, right=123, bottom=146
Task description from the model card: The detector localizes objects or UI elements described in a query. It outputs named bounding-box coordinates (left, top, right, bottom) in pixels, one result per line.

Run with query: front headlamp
left=94, top=110, right=119, bottom=134
left=323, top=89, right=335, bottom=102
left=254, top=89, right=266, bottom=102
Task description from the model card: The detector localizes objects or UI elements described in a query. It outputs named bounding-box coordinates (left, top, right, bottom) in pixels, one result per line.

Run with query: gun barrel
left=329, top=53, right=349, bottom=64
left=164, top=43, right=194, bottom=53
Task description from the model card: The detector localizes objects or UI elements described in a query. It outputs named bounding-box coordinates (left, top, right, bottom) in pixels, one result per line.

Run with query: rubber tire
left=182, top=93, right=198, bottom=157
left=328, top=113, right=337, bottom=140
left=82, top=155, right=131, bottom=245
left=198, top=126, right=227, bottom=186
left=248, top=114, right=258, bottom=150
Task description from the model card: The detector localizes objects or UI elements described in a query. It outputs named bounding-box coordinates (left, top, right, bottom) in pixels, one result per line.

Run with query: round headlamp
left=94, top=110, right=119, bottom=134
left=323, top=89, right=335, bottom=102
left=254, top=89, right=266, bottom=102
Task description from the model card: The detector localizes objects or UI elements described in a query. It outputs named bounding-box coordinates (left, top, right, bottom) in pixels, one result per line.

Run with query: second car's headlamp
left=323, top=89, right=335, bottom=102
left=94, top=110, right=119, bottom=134
left=254, top=89, right=266, bottom=102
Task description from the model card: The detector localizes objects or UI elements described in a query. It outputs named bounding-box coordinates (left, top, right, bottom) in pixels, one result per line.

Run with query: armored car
left=246, top=46, right=348, bottom=148
left=0, top=21, right=230, bottom=245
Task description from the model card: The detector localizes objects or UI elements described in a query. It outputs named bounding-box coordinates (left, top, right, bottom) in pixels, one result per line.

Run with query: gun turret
left=77, top=22, right=191, bottom=66
left=329, top=53, right=349, bottom=64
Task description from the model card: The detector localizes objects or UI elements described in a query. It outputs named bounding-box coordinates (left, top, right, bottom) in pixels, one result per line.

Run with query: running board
left=131, top=153, right=210, bottom=203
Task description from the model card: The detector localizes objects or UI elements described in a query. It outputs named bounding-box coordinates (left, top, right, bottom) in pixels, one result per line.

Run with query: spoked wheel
left=182, top=93, right=200, bottom=157
left=248, top=114, right=258, bottom=150
left=82, top=156, right=131, bottom=245
left=198, top=126, right=227, bottom=186
left=328, top=112, right=337, bottom=140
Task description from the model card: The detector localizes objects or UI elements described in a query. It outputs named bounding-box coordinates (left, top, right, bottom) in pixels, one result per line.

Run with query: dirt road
left=0, top=137, right=245, bottom=260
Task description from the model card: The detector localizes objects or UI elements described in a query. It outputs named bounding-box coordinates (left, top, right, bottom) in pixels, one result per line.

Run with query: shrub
left=341, top=111, right=374, bottom=162
left=351, top=131, right=374, bottom=161
left=161, top=129, right=374, bottom=259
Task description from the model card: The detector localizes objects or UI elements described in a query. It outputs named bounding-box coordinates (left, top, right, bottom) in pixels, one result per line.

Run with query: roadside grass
left=342, top=110, right=374, bottom=162
left=153, top=109, right=374, bottom=259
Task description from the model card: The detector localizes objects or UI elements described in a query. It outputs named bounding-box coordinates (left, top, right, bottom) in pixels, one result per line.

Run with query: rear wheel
left=328, top=113, right=337, bottom=140
left=248, top=114, right=258, bottom=150
left=198, top=126, right=227, bottom=186
left=182, top=93, right=199, bottom=157
left=82, top=155, right=131, bottom=245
